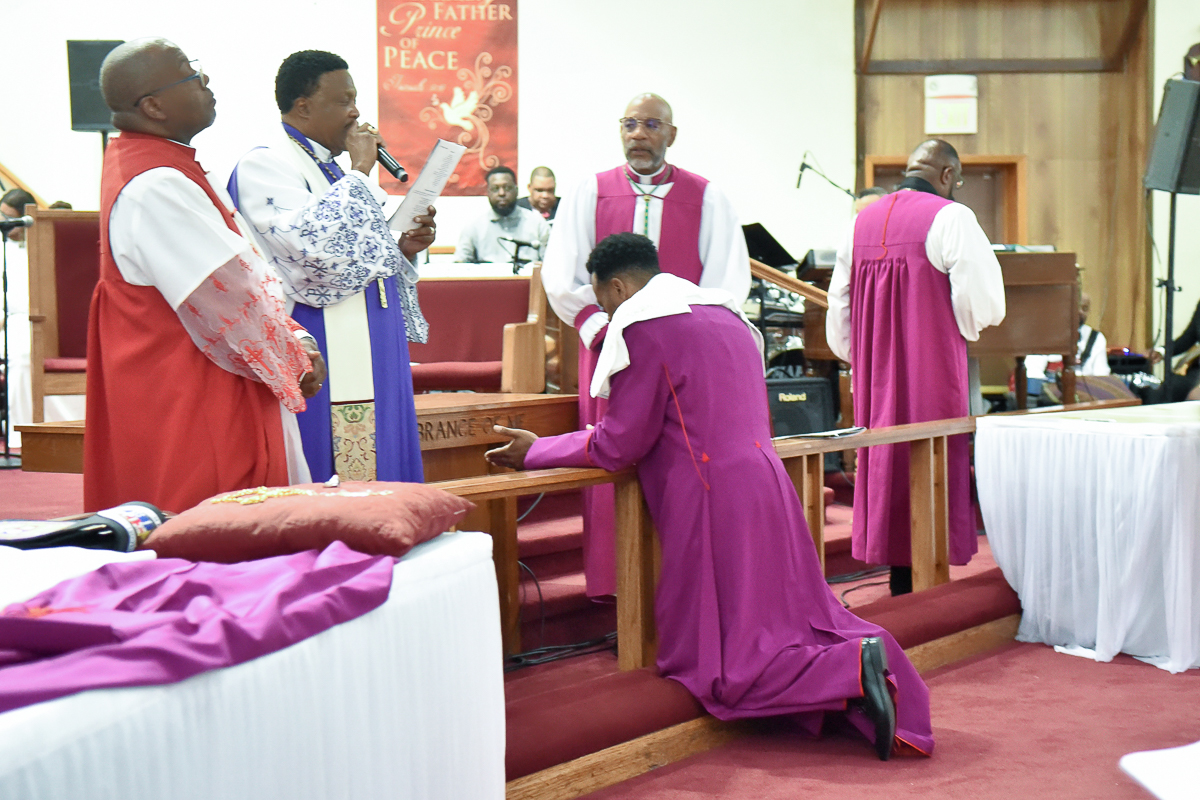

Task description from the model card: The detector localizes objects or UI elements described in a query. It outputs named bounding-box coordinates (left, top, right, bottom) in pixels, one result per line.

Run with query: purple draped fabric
left=527, top=305, right=934, bottom=756
left=849, top=191, right=976, bottom=567
left=0, top=542, right=393, bottom=715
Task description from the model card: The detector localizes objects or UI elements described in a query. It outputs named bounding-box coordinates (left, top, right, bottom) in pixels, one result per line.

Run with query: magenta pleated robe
left=526, top=305, right=934, bottom=755
left=849, top=191, right=978, bottom=567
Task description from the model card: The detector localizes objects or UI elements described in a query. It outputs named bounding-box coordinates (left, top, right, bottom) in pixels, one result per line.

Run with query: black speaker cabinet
left=1145, top=78, right=1200, bottom=195
left=766, top=377, right=840, bottom=471
left=67, top=40, right=124, bottom=132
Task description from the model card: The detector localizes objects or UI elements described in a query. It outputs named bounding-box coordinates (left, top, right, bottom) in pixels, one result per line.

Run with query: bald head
left=624, top=93, right=673, bottom=125
left=621, top=93, right=677, bottom=175
left=101, top=38, right=178, bottom=111
left=100, top=38, right=214, bottom=144
left=904, top=139, right=962, bottom=200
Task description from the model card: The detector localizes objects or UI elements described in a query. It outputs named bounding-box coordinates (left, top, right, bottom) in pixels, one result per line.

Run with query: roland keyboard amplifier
left=766, top=377, right=840, bottom=471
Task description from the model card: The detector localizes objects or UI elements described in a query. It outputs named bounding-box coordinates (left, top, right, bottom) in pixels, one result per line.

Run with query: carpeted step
left=518, top=572, right=616, bottom=651
left=504, top=567, right=1021, bottom=783
left=505, top=653, right=702, bottom=781
left=854, top=567, right=1020, bottom=648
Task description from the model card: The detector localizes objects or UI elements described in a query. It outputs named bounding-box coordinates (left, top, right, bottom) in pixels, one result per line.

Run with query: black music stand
left=1144, top=77, right=1200, bottom=398
left=742, top=223, right=799, bottom=271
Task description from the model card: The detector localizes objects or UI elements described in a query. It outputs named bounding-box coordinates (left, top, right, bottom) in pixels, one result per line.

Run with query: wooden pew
left=408, top=266, right=548, bottom=394
left=25, top=208, right=99, bottom=421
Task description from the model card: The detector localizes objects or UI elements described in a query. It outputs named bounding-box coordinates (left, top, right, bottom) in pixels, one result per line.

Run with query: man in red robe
left=826, top=140, right=1006, bottom=594
left=85, top=38, right=325, bottom=513
left=490, top=233, right=933, bottom=761
left=541, top=93, right=751, bottom=597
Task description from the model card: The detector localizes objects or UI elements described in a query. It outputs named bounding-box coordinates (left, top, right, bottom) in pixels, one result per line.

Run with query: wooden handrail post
left=786, top=454, right=826, bottom=575
left=615, top=474, right=659, bottom=671
left=909, top=436, right=950, bottom=591
left=488, top=496, right=521, bottom=655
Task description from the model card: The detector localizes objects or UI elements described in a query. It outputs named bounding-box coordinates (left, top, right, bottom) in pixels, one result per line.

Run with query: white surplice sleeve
left=825, top=221, right=855, bottom=364
left=926, top=202, right=1007, bottom=341
left=541, top=174, right=602, bottom=332
left=232, top=148, right=410, bottom=307
left=696, top=182, right=751, bottom=302
left=109, top=168, right=311, bottom=411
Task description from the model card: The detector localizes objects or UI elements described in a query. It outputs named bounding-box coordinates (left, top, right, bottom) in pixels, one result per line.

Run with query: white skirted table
left=975, top=403, right=1200, bottom=673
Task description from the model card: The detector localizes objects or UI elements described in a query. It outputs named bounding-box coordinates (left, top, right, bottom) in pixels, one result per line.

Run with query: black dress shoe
left=858, top=636, right=897, bottom=761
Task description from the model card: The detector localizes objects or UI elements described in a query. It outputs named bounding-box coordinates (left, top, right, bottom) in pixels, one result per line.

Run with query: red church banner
left=377, top=0, right=518, bottom=195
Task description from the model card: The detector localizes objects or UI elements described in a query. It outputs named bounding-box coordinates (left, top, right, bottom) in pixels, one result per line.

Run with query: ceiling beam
left=859, top=0, right=885, bottom=75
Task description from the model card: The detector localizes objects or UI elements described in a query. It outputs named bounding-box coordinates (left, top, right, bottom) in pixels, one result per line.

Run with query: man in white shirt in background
left=457, top=166, right=550, bottom=264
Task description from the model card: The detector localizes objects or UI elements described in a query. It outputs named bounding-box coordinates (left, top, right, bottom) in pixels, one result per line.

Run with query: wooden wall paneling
left=856, top=0, right=1151, bottom=350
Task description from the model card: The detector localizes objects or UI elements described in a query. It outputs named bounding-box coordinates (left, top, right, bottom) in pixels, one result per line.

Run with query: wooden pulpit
left=967, top=252, right=1079, bottom=409
left=797, top=251, right=1080, bottom=410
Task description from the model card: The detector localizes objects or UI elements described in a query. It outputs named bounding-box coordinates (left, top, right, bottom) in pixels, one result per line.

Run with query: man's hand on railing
left=486, top=425, right=539, bottom=470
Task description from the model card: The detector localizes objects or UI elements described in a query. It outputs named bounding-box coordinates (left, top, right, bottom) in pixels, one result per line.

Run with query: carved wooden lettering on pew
left=418, top=413, right=526, bottom=445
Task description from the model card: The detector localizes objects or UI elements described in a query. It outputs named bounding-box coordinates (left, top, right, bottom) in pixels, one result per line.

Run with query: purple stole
left=228, top=123, right=423, bottom=484
left=848, top=190, right=976, bottom=567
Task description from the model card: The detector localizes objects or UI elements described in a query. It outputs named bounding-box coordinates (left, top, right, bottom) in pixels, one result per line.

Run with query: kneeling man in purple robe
left=487, top=232, right=933, bottom=760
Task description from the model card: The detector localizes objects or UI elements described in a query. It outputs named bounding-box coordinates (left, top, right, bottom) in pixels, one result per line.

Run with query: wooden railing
left=749, top=258, right=828, bottom=309
left=430, top=397, right=1140, bottom=668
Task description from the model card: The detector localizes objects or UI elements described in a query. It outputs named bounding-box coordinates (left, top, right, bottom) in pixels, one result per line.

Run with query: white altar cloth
left=976, top=403, right=1200, bottom=673
left=0, top=531, right=505, bottom=799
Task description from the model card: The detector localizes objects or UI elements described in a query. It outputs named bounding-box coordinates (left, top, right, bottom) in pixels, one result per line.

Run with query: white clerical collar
left=627, top=162, right=668, bottom=185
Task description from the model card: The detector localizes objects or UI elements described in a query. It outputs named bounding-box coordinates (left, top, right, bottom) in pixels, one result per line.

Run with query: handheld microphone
left=500, top=236, right=536, bottom=248
left=796, top=162, right=808, bottom=189
left=0, top=215, right=34, bottom=234
left=377, top=146, right=409, bottom=183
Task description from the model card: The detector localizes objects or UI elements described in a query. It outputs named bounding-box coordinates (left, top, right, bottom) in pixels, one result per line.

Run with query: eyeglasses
left=134, top=61, right=204, bottom=108
left=946, top=167, right=965, bottom=189
left=619, top=117, right=672, bottom=133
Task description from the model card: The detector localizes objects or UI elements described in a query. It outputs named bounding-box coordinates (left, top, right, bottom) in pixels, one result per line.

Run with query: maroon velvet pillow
left=142, top=481, right=475, bottom=563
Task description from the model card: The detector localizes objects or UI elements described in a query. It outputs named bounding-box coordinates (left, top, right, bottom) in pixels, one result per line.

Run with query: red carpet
left=0, top=469, right=82, bottom=520
left=581, top=642, right=1200, bottom=799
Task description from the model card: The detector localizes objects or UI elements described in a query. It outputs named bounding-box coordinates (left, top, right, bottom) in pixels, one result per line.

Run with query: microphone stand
left=506, top=242, right=532, bottom=275
left=1, top=234, right=20, bottom=469
left=796, top=161, right=856, bottom=199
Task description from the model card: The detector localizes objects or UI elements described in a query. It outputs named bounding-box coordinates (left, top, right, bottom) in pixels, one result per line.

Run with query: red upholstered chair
left=26, top=208, right=100, bottom=422
left=408, top=266, right=547, bottom=394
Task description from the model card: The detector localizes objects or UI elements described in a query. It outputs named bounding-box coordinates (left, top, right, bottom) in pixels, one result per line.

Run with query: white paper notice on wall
left=925, top=75, right=978, bottom=135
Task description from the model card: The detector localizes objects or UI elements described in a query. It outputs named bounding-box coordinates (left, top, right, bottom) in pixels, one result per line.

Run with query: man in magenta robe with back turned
left=826, top=139, right=1006, bottom=595
left=541, top=93, right=750, bottom=597
left=491, top=233, right=933, bottom=761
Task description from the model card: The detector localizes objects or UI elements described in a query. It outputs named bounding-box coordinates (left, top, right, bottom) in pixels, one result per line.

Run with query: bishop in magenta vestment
left=827, top=187, right=1005, bottom=569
